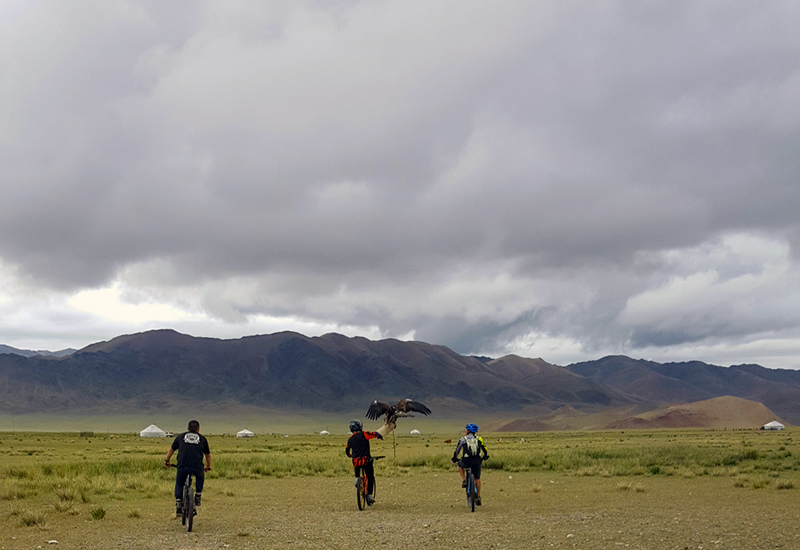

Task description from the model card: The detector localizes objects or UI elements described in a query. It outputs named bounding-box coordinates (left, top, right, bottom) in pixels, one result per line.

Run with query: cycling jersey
left=171, top=431, right=211, bottom=469
left=453, top=433, right=488, bottom=461
left=345, top=430, right=381, bottom=462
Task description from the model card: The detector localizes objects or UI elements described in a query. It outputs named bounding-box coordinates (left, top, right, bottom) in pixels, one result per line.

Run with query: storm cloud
left=2, top=1, right=800, bottom=368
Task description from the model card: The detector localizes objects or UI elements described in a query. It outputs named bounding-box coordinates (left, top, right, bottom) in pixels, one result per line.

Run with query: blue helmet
left=465, top=423, right=478, bottom=434
left=349, top=419, right=363, bottom=433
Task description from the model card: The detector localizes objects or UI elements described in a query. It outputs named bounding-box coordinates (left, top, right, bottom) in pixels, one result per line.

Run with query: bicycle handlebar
left=166, top=463, right=211, bottom=471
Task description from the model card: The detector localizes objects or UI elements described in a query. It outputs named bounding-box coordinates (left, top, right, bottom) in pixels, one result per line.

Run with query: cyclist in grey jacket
left=451, top=423, right=489, bottom=505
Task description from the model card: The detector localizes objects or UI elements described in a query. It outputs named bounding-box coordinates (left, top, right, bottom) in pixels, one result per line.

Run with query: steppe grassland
left=1, top=429, right=799, bottom=549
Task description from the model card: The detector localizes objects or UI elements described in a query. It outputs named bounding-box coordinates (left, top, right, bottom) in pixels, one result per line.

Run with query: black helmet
left=349, top=419, right=363, bottom=433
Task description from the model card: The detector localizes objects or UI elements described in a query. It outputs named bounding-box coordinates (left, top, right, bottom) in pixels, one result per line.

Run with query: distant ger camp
left=761, top=420, right=785, bottom=431
left=140, top=424, right=167, bottom=437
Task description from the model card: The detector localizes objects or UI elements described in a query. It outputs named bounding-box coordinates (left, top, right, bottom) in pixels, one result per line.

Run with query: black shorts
left=458, top=458, right=482, bottom=480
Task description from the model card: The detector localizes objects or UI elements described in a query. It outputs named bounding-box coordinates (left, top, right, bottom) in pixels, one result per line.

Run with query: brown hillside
left=484, top=355, right=637, bottom=407
left=603, top=396, right=783, bottom=430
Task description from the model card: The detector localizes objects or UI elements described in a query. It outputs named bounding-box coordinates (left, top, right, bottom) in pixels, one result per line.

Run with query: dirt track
left=5, top=472, right=800, bottom=550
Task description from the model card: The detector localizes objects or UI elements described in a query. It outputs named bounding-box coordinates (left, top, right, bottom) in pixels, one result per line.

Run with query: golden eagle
left=366, top=399, right=432, bottom=425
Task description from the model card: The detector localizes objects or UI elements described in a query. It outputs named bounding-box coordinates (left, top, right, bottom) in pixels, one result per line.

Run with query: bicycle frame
left=170, top=465, right=196, bottom=531
left=355, top=456, right=384, bottom=511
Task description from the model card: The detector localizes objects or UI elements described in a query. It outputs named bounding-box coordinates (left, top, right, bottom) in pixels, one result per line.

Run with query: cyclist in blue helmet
left=451, top=423, right=489, bottom=505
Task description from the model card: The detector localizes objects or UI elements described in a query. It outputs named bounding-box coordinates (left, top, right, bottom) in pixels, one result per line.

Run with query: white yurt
left=410, top=429, right=421, bottom=435
left=140, top=424, right=167, bottom=438
left=319, top=430, right=330, bottom=435
left=762, top=420, right=785, bottom=431
left=236, top=428, right=255, bottom=438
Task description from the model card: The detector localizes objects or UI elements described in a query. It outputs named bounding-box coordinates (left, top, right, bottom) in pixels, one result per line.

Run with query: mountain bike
left=355, top=456, right=384, bottom=510
left=464, top=465, right=477, bottom=512
left=170, top=465, right=202, bottom=531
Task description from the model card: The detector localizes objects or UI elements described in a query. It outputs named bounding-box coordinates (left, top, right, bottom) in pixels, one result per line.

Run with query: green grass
left=0, top=428, right=798, bottom=549
left=1, top=429, right=798, bottom=487
left=0, top=428, right=797, bottom=515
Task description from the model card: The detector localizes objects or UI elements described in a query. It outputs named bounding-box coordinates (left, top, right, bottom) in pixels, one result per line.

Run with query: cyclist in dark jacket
left=165, top=420, right=211, bottom=516
left=452, top=423, right=489, bottom=505
left=345, top=419, right=383, bottom=505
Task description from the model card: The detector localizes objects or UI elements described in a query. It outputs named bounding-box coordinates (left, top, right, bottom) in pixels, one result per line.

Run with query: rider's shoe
left=194, top=493, right=201, bottom=506
left=366, top=495, right=375, bottom=506
left=462, top=480, right=468, bottom=488
left=175, top=499, right=183, bottom=516
left=476, top=496, right=482, bottom=506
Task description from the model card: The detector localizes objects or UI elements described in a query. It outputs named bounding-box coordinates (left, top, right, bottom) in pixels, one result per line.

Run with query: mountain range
left=1, top=329, right=797, bottom=426
left=0, top=344, right=76, bottom=358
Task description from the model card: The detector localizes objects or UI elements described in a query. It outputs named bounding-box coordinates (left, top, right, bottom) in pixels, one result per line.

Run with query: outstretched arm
left=376, top=420, right=395, bottom=438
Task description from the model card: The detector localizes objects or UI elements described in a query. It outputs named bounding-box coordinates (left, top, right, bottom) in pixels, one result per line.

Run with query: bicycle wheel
left=186, top=485, right=195, bottom=532
left=467, top=471, right=476, bottom=512
left=181, top=485, right=189, bottom=526
left=356, top=470, right=366, bottom=511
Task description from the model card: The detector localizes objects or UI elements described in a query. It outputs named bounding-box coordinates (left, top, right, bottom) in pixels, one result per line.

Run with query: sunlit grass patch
left=775, top=479, right=794, bottom=490
left=1, top=484, right=36, bottom=501
left=53, top=500, right=77, bottom=514
left=53, top=485, right=76, bottom=502
left=19, top=509, right=46, bottom=527
left=575, top=466, right=615, bottom=477
left=616, top=481, right=645, bottom=492
left=751, top=477, right=771, bottom=489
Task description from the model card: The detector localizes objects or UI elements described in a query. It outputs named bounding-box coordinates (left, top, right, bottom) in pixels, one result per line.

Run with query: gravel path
left=4, top=472, right=800, bottom=550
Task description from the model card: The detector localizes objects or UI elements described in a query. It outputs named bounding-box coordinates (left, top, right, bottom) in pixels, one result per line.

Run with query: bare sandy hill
left=491, top=404, right=647, bottom=431
left=602, top=395, right=783, bottom=430
left=490, top=396, right=783, bottom=432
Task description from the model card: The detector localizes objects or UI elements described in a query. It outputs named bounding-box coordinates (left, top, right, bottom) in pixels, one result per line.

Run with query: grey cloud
left=630, top=328, right=713, bottom=349
left=2, top=1, right=800, bottom=365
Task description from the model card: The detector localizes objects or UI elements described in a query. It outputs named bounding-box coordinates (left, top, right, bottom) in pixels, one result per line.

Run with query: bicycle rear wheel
left=185, top=486, right=195, bottom=531
left=467, top=471, right=476, bottom=512
left=355, top=470, right=366, bottom=510
left=181, top=485, right=188, bottom=526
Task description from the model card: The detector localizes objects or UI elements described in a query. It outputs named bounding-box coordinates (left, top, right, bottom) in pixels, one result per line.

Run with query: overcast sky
left=2, top=1, right=800, bottom=369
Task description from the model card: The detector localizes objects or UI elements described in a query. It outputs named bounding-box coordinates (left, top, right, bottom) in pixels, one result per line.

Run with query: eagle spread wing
left=396, top=399, right=432, bottom=416
left=366, top=400, right=394, bottom=421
